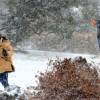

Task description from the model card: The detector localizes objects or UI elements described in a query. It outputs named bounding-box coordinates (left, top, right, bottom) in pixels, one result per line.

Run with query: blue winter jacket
left=96, top=20, right=100, bottom=39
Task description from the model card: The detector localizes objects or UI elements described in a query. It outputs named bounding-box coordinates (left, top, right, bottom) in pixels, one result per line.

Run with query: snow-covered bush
left=23, top=56, right=100, bottom=100
left=0, top=85, right=24, bottom=100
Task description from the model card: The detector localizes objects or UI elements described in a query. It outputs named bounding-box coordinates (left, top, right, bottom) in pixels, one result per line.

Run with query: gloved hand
left=2, top=48, right=8, bottom=56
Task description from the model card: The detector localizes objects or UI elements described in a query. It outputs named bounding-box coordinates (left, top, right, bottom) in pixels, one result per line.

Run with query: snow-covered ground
left=0, top=50, right=100, bottom=90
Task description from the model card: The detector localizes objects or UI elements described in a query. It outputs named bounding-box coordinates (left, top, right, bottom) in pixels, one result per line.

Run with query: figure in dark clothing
left=92, top=19, right=100, bottom=50
left=96, top=20, right=100, bottom=50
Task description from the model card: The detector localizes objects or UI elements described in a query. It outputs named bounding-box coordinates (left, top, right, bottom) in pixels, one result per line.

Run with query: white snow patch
left=0, top=50, right=100, bottom=91
left=70, top=6, right=83, bottom=22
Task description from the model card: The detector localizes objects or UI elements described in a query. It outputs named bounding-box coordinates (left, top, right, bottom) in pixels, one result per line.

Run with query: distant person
left=92, top=19, right=100, bottom=51
left=0, top=34, right=15, bottom=89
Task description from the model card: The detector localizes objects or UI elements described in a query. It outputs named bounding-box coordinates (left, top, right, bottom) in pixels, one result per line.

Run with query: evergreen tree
left=1, top=0, right=99, bottom=45
left=2, top=0, right=77, bottom=39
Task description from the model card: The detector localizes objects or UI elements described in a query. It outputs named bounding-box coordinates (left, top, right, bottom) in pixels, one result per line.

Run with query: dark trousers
left=98, top=38, right=100, bottom=50
left=0, top=72, right=9, bottom=88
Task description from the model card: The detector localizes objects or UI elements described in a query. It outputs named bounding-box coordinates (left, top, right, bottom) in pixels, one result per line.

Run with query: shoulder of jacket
left=97, top=20, right=100, bottom=23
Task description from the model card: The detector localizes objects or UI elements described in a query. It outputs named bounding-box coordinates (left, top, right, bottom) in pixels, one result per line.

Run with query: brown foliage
left=24, top=56, right=100, bottom=100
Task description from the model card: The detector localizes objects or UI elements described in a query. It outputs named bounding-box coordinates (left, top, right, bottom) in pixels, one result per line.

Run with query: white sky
left=0, top=50, right=100, bottom=90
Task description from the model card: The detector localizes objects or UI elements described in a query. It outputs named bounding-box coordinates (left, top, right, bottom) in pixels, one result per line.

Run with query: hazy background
left=0, top=0, right=100, bottom=54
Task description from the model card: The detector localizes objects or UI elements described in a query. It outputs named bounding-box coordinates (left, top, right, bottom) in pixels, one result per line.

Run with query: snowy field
left=0, top=50, right=100, bottom=90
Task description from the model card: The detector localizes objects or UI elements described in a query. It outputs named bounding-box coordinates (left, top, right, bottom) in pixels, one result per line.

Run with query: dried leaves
left=24, top=56, right=100, bottom=100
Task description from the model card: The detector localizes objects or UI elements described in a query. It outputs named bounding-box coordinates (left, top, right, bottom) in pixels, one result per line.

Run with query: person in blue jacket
left=92, top=19, right=100, bottom=50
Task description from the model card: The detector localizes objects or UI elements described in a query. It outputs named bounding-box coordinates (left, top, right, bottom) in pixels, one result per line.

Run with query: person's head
left=0, top=34, right=2, bottom=43
left=0, top=34, right=2, bottom=38
left=92, top=19, right=97, bottom=25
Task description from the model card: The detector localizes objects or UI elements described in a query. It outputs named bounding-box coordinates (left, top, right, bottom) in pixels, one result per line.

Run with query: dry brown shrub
left=23, top=56, right=100, bottom=100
